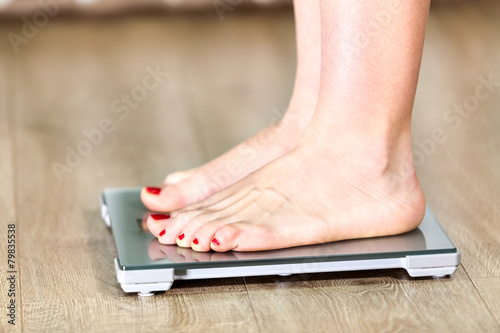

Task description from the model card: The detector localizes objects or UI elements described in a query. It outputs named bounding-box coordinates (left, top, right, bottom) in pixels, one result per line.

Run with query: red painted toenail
left=193, top=238, right=199, bottom=245
left=178, top=233, right=185, bottom=240
left=145, top=187, right=161, bottom=195
left=151, top=214, right=170, bottom=221
left=159, top=230, right=166, bottom=237
left=212, top=238, right=220, bottom=246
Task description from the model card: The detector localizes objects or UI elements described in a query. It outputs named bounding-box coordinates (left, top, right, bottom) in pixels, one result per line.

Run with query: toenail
left=178, top=233, right=185, bottom=240
left=145, top=187, right=161, bottom=195
left=192, top=238, right=199, bottom=245
left=151, top=213, right=170, bottom=221
left=212, top=238, right=220, bottom=246
left=159, top=230, right=166, bottom=237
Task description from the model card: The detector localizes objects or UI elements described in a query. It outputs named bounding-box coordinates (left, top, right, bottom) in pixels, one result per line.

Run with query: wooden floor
left=1, top=1, right=499, bottom=332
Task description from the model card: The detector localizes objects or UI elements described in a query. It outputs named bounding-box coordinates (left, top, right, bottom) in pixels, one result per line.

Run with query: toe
left=141, top=185, right=188, bottom=212
left=141, top=168, right=226, bottom=212
left=163, top=168, right=197, bottom=185
left=211, top=222, right=273, bottom=252
left=160, top=209, right=202, bottom=244
left=146, top=213, right=171, bottom=239
left=210, top=223, right=241, bottom=252
left=175, top=211, right=225, bottom=249
left=189, top=236, right=211, bottom=252
left=190, top=218, right=235, bottom=252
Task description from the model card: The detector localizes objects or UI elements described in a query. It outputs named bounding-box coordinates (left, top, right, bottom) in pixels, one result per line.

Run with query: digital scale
left=101, top=187, right=461, bottom=296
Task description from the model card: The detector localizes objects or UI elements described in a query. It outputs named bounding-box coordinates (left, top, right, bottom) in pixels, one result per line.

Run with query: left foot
left=146, top=111, right=426, bottom=252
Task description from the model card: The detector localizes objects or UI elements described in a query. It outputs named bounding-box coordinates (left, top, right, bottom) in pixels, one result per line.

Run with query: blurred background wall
left=0, top=0, right=479, bottom=18
left=0, top=0, right=291, bottom=17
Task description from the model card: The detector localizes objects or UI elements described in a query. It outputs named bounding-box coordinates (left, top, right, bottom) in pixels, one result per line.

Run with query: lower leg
left=141, top=0, right=321, bottom=212
left=308, top=0, right=430, bottom=167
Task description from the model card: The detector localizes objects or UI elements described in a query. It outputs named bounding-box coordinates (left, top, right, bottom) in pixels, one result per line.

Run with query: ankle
left=303, top=119, right=415, bottom=180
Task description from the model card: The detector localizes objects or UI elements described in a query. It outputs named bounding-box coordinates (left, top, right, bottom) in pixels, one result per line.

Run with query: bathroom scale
left=101, top=187, right=461, bottom=296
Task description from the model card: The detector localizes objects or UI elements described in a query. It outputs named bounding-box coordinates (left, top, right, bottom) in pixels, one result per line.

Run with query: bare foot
left=141, top=0, right=321, bottom=212
left=146, top=110, right=426, bottom=252
left=141, top=106, right=315, bottom=212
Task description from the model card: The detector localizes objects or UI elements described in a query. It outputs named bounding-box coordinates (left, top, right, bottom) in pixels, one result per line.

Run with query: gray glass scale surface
left=101, top=187, right=461, bottom=296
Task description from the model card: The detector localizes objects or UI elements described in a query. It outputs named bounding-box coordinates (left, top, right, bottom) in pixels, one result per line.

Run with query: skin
left=141, top=0, right=321, bottom=213
left=142, top=0, right=431, bottom=252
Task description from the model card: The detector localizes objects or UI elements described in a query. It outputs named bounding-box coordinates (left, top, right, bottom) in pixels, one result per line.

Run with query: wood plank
left=22, top=292, right=258, bottom=333
left=413, top=0, right=500, bottom=278
left=245, top=267, right=499, bottom=332
left=474, top=277, right=500, bottom=325
left=0, top=23, right=23, bottom=333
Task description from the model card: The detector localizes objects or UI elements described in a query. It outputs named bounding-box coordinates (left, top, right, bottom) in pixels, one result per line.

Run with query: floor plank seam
left=243, top=278, right=263, bottom=333
left=460, top=264, right=500, bottom=328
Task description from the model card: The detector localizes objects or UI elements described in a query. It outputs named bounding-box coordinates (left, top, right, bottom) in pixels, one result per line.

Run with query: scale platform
left=101, top=187, right=461, bottom=296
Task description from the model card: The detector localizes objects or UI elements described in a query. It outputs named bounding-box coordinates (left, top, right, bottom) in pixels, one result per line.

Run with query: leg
left=149, top=0, right=430, bottom=252
left=141, top=0, right=321, bottom=212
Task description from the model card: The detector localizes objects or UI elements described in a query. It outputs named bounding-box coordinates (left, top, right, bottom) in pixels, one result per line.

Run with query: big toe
left=141, top=185, right=188, bottom=212
left=210, top=222, right=272, bottom=252
left=142, top=169, right=224, bottom=212
left=163, top=168, right=197, bottom=185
